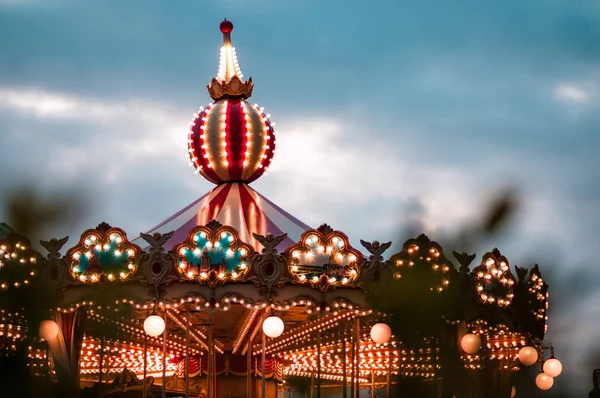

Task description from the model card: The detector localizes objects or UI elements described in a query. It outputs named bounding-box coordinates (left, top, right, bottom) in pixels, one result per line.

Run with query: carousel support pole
left=261, top=331, right=266, bottom=398
left=213, top=330, right=217, bottom=398
left=208, top=316, right=214, bottom=398
left=342, top=325, right=347, bottom=398
left=317, top=330, right=322, bottom=398
left=353, top=318, right=360, bottom=398
left=46, top=345, right=51, bottom=383
left=386, top=345, right=391, bottom=398
left=350, top=323, right=355, bottom=398
left=185, top=310, right=190, bottom=398
left=310, top=371, right=315, bottom=398
left=206, top=338, right=210, bottom=398
left=162, top=308, right=168, bottom=398
left=247, top=343, right=252, bottom=398
left=98, top=337, right=105, bottom=396
left=143, top=328, right=148, bottom=398
left=371, top=370, right=375, bottom=398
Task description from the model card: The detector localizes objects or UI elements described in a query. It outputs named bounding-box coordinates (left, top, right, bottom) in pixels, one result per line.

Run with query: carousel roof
left=133, top=19, right=310, bottom=251
left=131, top=182, right=311, bottom=252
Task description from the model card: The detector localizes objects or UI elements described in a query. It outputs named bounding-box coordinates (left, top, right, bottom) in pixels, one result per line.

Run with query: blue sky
left=1, top=0, right=599, bottom=395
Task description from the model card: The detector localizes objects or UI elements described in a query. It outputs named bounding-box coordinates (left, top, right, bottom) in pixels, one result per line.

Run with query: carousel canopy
left=131, top=182, right=311, bottom=252
left=133, top=19, right=310, bottom=252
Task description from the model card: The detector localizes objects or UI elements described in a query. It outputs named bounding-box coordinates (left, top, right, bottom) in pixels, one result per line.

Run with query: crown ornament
left=207, top=19, right=254, bottom=101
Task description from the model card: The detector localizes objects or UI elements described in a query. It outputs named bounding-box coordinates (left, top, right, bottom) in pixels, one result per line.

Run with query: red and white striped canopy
left=132, top=182, right=311, bottom=252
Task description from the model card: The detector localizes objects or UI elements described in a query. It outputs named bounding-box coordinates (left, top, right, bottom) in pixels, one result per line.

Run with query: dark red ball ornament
left=220, top=19, right=233, bottom=34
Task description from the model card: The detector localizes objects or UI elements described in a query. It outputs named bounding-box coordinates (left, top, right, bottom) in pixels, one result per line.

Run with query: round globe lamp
left=39, top=320, right=59, bottom=341
left=518, top=346, right=539, bottom=366
left=460, top=333, right=481, bottom=354
left=370, top=323, right=392, bottom=344
left=535, top=372, right=554, bottom=390
left=144, top=314, right=165, bottom=337
left=543, top=357, right=563, bottom=377
left=262, top=316, right=284, bottom=338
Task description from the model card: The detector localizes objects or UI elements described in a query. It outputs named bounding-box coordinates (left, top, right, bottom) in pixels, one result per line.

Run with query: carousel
left=0, top=19, right=562, bottom=398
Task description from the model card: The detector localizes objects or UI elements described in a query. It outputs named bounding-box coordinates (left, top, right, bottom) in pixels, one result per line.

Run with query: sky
left=1, top=0, right=600, bottom=395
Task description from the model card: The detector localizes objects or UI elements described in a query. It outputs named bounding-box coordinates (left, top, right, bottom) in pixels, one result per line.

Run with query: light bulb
left=460, top=333, right=481, bottom=354
left=518, top=346, right=539, bottom=366
left=370, top=323, right=392, bottom=344
left=543, top=357, right=562, bottom=377
left=144, top=314, right=165, bottom=337
left=535, top=372, right=554, bottom=390
left=262, top=316, right=284, bottom=338
left=39, top=320, right=59, bottom=341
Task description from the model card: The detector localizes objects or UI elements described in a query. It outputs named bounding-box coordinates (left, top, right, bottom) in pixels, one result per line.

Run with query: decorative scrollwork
left=138, top=231, right=177, bottom=299
left=360, top=240, right=392, bottom=265
left=285, top=225, right=363, bottom=292
left=359, top=239, right=393, bottom=293
left=172, top=223, right=253, bottom=288
left=40, top=236, right=71, bottom=290
left=66, top=224, right=141, bottom=284
left=250, top=233, right=288, bottom=294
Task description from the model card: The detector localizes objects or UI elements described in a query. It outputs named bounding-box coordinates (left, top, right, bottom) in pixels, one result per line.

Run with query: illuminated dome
left=188, top=19, right=276, bottom=184
left=133, top=19, right=309, bottom=252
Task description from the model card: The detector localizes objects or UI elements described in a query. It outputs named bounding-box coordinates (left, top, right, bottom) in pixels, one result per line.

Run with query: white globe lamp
left=370, top=323, right=392, bottom=344
left=144, top=314, right=165, bottom=337
left=39, top=320, right=60, bottom=341
left=460, top=333, right=481, bottom=354
left=543, top=357, right=563, bottom=377
left=518, top=346, right=539, bottom=366
left=262, top=316, right=284, bottom=338
left=535, top=372, right=554, bottom=390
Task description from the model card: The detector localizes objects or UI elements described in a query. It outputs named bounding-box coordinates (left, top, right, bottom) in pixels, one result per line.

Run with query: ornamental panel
left=173, top=222, right=254, bottom=286
left=65, top=224, right=140, bottom=283
left=285, top=224, right=363, bottom=291
left=472, top=249, right=516, bottom=307
left=388, top=234, right=453, bottom=293
left=0, top=239, right=37, bottom=291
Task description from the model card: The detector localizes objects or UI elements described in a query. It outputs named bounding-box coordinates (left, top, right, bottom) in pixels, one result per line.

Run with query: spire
left=207, top=19, right=254, bottom=101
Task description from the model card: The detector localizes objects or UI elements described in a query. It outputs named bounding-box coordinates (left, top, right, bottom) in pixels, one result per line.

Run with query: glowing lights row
left=52, top=295, right=372, bottom=321
left=217, top=44, right=243, bottom=83
left=281, top=324, right=400, bottom=380
left=0, top=241, right=37, bottom=290
left=255, top=310, right=364, bottom=355
left=283, top=370, right=369, bottom=384
left=87, top=311, right=201, bottom=355
left=166, top=308, right=225, bottom=353
left=79, top=338, right=178, bottom=377
left=232, top=309, right=259, bottom=354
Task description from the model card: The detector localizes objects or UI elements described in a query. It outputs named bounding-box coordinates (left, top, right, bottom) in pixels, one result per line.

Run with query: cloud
left=555, top=83, right=590, bottom=103
left=1, top=1, right=599, bottom=393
